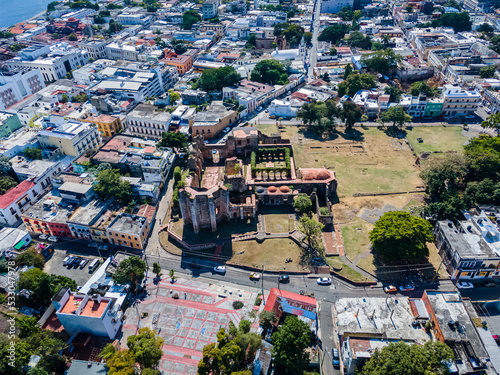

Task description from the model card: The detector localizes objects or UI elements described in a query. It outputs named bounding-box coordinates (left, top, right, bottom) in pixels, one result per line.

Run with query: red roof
left=264, top=288, right=316, bottom=313
left=0, top=180, right=35, bottom=209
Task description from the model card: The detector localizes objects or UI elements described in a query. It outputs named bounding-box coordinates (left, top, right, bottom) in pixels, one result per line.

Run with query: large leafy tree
left=94, top=169, right=133, bottom=203
left=23, top=148, right=43, bottom=160
left=361, top=48, right=403, bottom=76
left=369, top=211, right=434, bottom=264
left=480, top=65, right=496, bottom=79
left=272, top=316, right=311, bottom=375
left=274, top=23, right=304, bottom=47
left=250, top=60, right=289, bottom=85
left=182, top=10, right=201, bottom=30
left=297, top=214, right=324, bottom=250
left=464, top=135, right=500, bottom=182
left=197, top=66, right=241, bottom=92
left=106, top=349, right=136, bottom=375
left=346, top=31, right=372, bottom=49
left=431, top=12, right=471, bottom=32
left=15, top=249, right=45, bottom=269
left=340, top=101, right=362, bottom=128
left=112, top=256, right=147, bottom=290
left=420, top=153, right=467, bottom=198
left=318, top=24, right=349, bottom=44
left=293, top=194, right=312, bottom=214
left=127, top=327, right=164, bottom=369
left=359, top=341, right=453, bottom=375
left=157, top=131, right=188, bottom=150
left=410, top=81, right=439, bottom=98
left=337, top=74, right=376, bottom=97
left=0, top=340, right=32, bottom=375
left=380, top=106, right=412, bottom=128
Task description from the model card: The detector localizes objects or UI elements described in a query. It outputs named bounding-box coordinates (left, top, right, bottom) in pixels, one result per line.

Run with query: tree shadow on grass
left=297, top=126, right=340, bottom=141
left=340, top=127, right=365, bottom=142
left=384, top=126, right=407, bottom=139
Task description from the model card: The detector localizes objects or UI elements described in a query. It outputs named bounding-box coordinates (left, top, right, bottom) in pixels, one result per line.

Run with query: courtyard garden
left=251, top=147, right=292, bottom=181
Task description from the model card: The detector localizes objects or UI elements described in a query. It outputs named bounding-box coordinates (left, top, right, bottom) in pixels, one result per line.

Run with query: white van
left=88, top=259, right=100, bottom=273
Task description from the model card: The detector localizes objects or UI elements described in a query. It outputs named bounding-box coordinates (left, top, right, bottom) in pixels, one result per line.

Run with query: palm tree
left=19, top=316, right=39, bottom=339
left=99, top=343, right=116, bottom=361
left=382, top=34, right=391, bottom=46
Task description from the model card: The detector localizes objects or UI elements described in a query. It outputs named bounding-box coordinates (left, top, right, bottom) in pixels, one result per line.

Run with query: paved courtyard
left=121, top=275, right=260, bottom=375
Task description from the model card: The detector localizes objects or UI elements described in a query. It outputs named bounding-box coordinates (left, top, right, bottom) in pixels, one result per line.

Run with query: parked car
left=70, top=257, right=81, bottom=267
left=79, top=258, right=89, bottom=269
left=214, top=266, right=226, bottom=274
left=48, top=236, right=58, bottom=242
left=384, top=285, right=397, bottom=293
left=399, top=284, right=415, bottom=292
left=88, top=242, right=97, bottom=248
left=63, top=256, right=73, bottom=266
left=317, top=277, right=331, bottom=285
left=485, top=282, right=497, bottom=288
left=39, top=234, right=48, bottom=240
left=98, top=245, right=108, bottom=251
left=249, top=272, right=261, bottom=280
left=278, top=274, right=290, bottom=283
left=457, top=281, right=474, bottom=289
left=332, top=348, right=340, bottom=368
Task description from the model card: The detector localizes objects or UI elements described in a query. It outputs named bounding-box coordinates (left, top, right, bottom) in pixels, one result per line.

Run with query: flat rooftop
left=107, top=214, right=147, bottom=235
left=335, top=297, right=430, bottom=344
left=59, top=181, right=93, bottom=195
left=68, top=199, right=110, bottom=226
left=60, top=294, right=109, bottom=318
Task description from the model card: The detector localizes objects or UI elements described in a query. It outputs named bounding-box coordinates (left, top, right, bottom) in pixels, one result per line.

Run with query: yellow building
left=83, top=115, right=123, bottom=137
left=106, top=213, right=150, bottom=250
left=191, top=101, right=238, bottom=139
left=161, top=55, right=193, bottom=75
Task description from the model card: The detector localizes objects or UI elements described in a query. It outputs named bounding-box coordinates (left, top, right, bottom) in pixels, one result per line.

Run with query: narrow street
left=307, top=0, right=322, bottom=79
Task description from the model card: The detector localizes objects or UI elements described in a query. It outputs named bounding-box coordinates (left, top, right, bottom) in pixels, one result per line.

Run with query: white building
left=77, top=40, right=108, bottom=60
left=106, top=42, right=142, bottom=61
left=51, top=257, right=128, bottom=339
left=269, top=98, right=302, bottom=118
left=0, top=227, right=31, bottom=252
left=126, top=103, right=172, bottom=140
left=441, top=84, right=481, bottom=117
left=0, top=180, right=51, bottom=226
left=0, top=68, right=45, bottom=111
left=6, top=43, right=89, bottom=83
left=321, top=0, right=354, bottom=14
left=202, top=0, right=218, bottom=20
left=36, top=120, right=102, bottom=157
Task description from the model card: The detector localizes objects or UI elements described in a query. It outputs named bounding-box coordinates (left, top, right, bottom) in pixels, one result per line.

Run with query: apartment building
left=161, top=54, right=193, bottom=75
left=22, top=195, right=75, bottom=237
left=126, top=103, right=172, bottom=140
left=77, top=39, right=108, bottom=60
left=6, top=43, right=89, bottom=83
left=36, top=120, right=102, bottom=157
left=0, top=180, right=50, bottom=226
left=0, top=112, right=22, bottom=139
left=106, top=42, right=142, bottom=61
left=441, top=84, right=481, bottom=117
left=434, top=212, right=500, bottom=281
left=83, top=114, right=123, bottom=138
left=106, top=213, right=150, bottom=250
left=0, top=68, right=44, bottom=111
left=67, top=199, right=112, bottom=240
left=203, top=0, right=218, bottom=20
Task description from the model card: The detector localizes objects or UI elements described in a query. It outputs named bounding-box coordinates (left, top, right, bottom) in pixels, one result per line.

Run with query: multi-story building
left=202, top=0, right=218, bottom=20
left=105, top=42, right=142, bottom=62
left=441, top=84, right=481, bottom=117
left=424, top=98, right=444, bottom=117
left=482, top=89, right=500, bottom=114
left=161, top=54, right=193, bottom=75
left=191, top=101, right=238, bottom=138
left=36, top=120, right=102, bottom=157
left=12, top=158, right=62, bottom=184
left=116, top=7, right=151, bottom=27
left=6, top=43, right=89, bottom=83
left=0, top=68, right=44, bottom=111
left=77, top=40, right=108, bottom=60
left=126, top=103, right=172, bottom=140
left=0, top=180, right=51, bottom=226
left=321, top=0, right=354, bottom=14
left=22, top=195, right=75, bottom=238
left=83, top=114, right=123, bottom=138
left=67, top=199, right=112, bottom=240
left=89, top=63, right=178, bottom=101
left=434, top=212, right=500, bottom=281
left=51, top=257, right=128, bottom=339
left=0, top=112, right=22, bottom=139
left=106, top=213, right=150, bottom=250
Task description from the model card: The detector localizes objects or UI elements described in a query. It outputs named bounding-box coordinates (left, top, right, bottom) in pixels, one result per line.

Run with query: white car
left=317, top=277, right=332, bottom=285
left=48, top=236, right=58, bottom=242
left=214, top=266, right=226, bottom=274
left=39, top=234, right=48, bottom=240
left=457, top=281, right=474, bottom=289
left=63, top=256, right=72, bottom=266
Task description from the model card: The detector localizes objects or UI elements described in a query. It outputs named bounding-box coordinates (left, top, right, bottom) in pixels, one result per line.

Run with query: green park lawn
left=405, top=126, right=468, bottom=155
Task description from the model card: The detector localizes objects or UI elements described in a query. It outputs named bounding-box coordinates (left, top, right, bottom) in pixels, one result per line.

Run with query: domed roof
left=268, top=186, right=277, bottom=193
left=279, top=185, right=290, bottom=193
left=256, top=186, right=265, bottom=194
left=315, top=170, right=331, bottom=180
left=67, top=17, right=78, bottom=22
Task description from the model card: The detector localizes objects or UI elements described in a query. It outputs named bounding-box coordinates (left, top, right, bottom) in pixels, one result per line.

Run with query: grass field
left=229, top=238, right=307, bottom=272
left=282, top=126, right=422, bottom=197
left=405, top=126, right=468, bottom=155
left=170, top=218, right=257, bottom=244
left=327, top=257, right=366, bottom=282
left=257, top=123, right=279, bottom=135
left=264, top=214, right=295, bottom=233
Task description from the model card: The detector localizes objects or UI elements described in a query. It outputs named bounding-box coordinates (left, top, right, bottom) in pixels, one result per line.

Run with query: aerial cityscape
left=0, top=0, right=500, bottom=374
